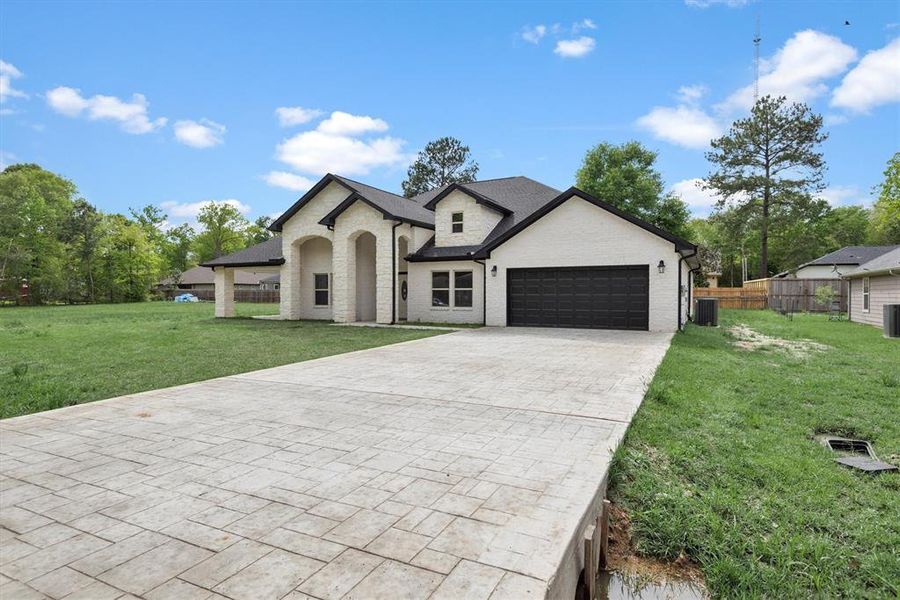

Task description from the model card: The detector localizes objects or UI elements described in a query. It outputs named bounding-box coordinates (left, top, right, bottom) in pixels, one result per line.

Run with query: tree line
left=4, top=101, right=898, bottom=304
left=0, top=164, right=272, bottom=304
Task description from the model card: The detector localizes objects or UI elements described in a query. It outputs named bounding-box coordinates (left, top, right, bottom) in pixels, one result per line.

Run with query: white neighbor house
left=202, top=174, right=701, bottom=332
left=781, top=245, right=900, bottom=279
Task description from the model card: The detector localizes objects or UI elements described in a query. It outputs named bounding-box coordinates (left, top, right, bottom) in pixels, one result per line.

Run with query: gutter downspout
left=473, top=256, right=487, bottom=326
left=677, top=246, right=699, bottom=331
left=391, top=221, right=401, bottom=324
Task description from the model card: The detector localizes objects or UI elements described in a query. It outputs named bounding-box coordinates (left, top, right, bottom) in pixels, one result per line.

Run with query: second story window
left=451, top=212, right=464, bottom=233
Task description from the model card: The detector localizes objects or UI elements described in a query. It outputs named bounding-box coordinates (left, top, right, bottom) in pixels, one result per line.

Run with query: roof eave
left=423, top=184, right=513, bottom=216
left=269, top=174, right=351, bottom=232
left=200, top=258, right=286, bottom=269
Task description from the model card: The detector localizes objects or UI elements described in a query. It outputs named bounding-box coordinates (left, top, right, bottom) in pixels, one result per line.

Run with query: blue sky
left=1, top=0, right=898, bottom=227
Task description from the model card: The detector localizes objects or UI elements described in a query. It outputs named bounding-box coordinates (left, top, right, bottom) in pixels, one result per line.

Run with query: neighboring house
left=156, top=265, right=271, bottom=291
left=259, top=274, right=281, bottom=291
left=843, top=247, right=900, bottom=328
left=778, top=245, right=900, bottom=279
left=201, top=174, right=700, bottom=332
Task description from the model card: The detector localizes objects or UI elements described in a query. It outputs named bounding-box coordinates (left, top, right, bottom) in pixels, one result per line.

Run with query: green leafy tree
left=97, top=214, right=160, bottom=302
left=163, top=224, right=195, bottom=284
left=576, top=141, right=692, bottom=239
left=820, top=205, right=870, bottom=250
left=0, top=164, right=77, bottom=303
left=194, top=202, right=247, bottom=262
left=62, top=199, right=103, bottom=302
left=244, top=215, right=274, bottom=246
left=705, top=95, right=828, bottom=277
left=401, top=137, right=479, bottom=198
left=869, top=152, right=900, bottom=244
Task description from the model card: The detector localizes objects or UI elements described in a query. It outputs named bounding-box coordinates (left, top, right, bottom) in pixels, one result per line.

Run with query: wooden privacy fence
left=692, top=277, right=848, bottom=312
left=767, top=278, right=847, bottom=312
left=692, top=287, right=767, bottom=309
left=162, top=289, right=280, bottom=303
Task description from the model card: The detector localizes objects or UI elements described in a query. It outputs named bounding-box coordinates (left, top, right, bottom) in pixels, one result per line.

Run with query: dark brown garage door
left=507, top=265, right=649, bottom=330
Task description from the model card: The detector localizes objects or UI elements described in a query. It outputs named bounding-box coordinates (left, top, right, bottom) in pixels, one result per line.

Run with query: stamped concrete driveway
left=0, top=327, right=672, bottom=600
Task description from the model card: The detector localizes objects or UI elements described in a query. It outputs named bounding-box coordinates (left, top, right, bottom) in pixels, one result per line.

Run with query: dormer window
left=451, top=212, right=464, bottom=233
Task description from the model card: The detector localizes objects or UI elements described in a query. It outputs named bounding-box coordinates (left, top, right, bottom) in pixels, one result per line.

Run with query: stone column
left=375, top=233, right=393, bottom=324
left=281, top=241, right=302, bottom=320
left=214, top=268, right=235, bottom=318
left=332, top=235, right=353, bottom=323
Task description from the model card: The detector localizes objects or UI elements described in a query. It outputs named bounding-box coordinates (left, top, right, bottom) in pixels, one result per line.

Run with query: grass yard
left=609, top=309, right=899, bottom=598
left=0, top=302, right=443, bottom=419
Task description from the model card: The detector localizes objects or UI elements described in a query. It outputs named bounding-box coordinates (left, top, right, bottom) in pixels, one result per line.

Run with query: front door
left=398, top=272, right=408, bottom=320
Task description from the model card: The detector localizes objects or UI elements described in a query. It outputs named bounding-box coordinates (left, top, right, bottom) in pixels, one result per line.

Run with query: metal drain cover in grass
left=817, top=435, right=898, bottom=474
left=833, top=455, right=898, bottom=474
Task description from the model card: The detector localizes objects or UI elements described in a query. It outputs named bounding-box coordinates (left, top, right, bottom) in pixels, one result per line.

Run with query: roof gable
left=270, top=173, right=435, bottom=232
left=422, top=184, right=512, bottom=215
left=474, top=187, right=696, bottom=257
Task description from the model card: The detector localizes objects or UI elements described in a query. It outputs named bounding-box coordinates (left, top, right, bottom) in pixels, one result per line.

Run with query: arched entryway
left=397, top=235, right=410, bottom=321
left=297, top=236, right=333, bottom=320
left=354, top=232, right=377, bottom=322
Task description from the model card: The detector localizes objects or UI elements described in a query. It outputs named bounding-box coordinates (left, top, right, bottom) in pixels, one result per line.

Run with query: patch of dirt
left=135, top=411, right=152, bottom=418
left=607, top=502, right=705, bottom=586
left=728, top=324, right=830, bottom=358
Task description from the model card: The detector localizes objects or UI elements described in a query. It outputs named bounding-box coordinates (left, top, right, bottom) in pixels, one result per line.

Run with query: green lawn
left=0, top=302, right=443, bottom=419
left=610, top=310, right=899, bottom=598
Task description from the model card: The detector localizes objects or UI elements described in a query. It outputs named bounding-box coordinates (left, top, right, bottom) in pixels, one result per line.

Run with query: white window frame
left=431, top=271, right=451, bottom=308
left=454, top=271, right=473, bottom=308
left=862, top=276, right=870, bottom=312
left=430, top=269, right=474, bottom=310
left=314, top=273, right=330, bottom=307
left=451, top=212, right=464, bottom=234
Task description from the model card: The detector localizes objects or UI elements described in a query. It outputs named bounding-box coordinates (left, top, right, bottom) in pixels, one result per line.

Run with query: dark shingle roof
left=327, top=175, right=435, bottom=227
left=200, top=236, right=284, bottom=268
left=406, top=237, right=483, bottom=262
left=803, top=245, right=900, bottom=267
left=844, top=247, right=900, bottom=277
left=158, top=265, right=271, bottom=286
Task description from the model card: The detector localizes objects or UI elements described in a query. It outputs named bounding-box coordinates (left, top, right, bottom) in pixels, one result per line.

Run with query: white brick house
left=203, top=174, right=701, bottom=332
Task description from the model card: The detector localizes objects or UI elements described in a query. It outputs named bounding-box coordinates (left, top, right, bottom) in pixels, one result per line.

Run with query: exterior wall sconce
left=491, top=265, right=498, bottom=277
left=658, top=260, right=666, bottom=274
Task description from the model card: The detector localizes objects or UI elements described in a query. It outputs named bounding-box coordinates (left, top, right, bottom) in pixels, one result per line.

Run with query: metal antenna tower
left=753, top=16, right=761, bottom=103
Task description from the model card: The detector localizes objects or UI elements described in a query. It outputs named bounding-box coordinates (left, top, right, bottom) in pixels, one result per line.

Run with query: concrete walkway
left=0, top=327, right=672, bottom=600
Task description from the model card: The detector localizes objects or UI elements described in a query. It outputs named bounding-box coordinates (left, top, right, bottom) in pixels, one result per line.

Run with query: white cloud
left=316, top=111, right=388, bottom=136
left=719, top=30, right=857, bottom=112
left=521, top=25, right=547, bottom=44
left=554, top=36, right=596, bottom=58
left=571, top=19, right=597, bottom=34
left=677, top=84, right=708, bottom=104
left=276, top=130, right=406, bottom=176
left=685, top=0, right=751, bottom=7
left=669, top=178, right=721, bottom=214
left=263, top=170, right=316, bottom=192
left=275, top=106, right=323, bottom=127
left=831, top=38, right=900, bottom=113
left=637, top=105, right=721, bottom=149
left=817, top=185, right=863, bottom=207
left=46, top=86, right=166, bottom=134
left=160, top=198, right=251, bottom=220
left=0, top=150, right=17, bottom=170
left=173, top=119, right=226, bottom=148
left=0, top=60, right=28, bottom=102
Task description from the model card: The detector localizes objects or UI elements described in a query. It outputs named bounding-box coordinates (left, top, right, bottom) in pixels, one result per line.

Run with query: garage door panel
left=507, top=265, right=649, bottom=330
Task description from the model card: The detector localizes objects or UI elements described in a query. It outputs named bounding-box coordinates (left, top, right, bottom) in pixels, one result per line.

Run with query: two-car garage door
left=507, top=265, right=649, bottom=330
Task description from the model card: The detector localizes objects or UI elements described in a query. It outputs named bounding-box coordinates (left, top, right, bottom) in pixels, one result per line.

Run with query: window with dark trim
left=451, top=212, right=464, bottom=233
left=454, top=271, right=473, bottom=307
left=432, top=271, right=450, bottom=307
left=314, top=273, right=330, bottom=306
left=863, top=276, right=870, bottom=311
